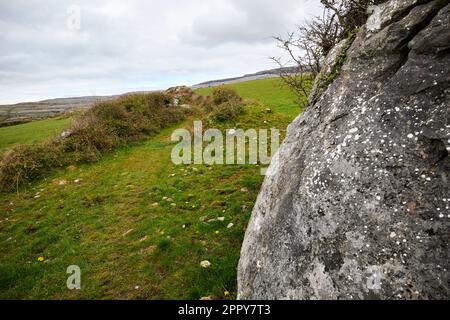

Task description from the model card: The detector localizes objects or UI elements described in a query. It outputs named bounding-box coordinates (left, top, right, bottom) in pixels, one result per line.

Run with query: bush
left=0, top=143, right=62, bottom=191
left=199, top=96, right=215, bottom=113
left=210, top=99, right=244, bottom=122
left=60, top=113, right=117, bottom=162
left=212, top=87, right=242, bottom=105
left=0, top=91, right=191, bottom=192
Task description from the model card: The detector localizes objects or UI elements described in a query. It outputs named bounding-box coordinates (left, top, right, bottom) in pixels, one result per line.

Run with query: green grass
left=0, top=117, right=72, bottom=154
left=197, top=77, right=304, bottom=120
left=0, top=78, right=306, bottom=299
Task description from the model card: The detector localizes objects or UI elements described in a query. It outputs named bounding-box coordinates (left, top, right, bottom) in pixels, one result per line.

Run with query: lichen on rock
left=238, top=0, right=450, bottom=300
left=308, top=34, right=356, bottom=105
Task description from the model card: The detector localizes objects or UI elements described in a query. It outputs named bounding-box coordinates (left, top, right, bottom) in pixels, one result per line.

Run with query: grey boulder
left=238, top=0, right=450, bottom=299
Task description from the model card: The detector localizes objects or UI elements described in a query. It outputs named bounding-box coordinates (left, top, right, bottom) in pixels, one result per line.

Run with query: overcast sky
left=0, top=0, right=322, bottom=104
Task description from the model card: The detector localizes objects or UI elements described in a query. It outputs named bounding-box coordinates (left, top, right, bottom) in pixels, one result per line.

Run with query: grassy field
left=0, top=78, right=306, bottom=299
left=197, top=78, right=302, bottom=119
left=0, top=117, right=72, bottom=154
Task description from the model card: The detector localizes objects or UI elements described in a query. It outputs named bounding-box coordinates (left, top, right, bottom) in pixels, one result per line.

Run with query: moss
left=310, top=31, right=358, bottom=103
left=324, top=32, right=357, bottom=86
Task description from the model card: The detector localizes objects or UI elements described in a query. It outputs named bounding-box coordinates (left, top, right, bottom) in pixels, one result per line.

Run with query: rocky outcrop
left=238, top=0, right=450, bottom=299
left=308, top=37, right=354, bottom=106
left=0, top=96, right=115, bottom=126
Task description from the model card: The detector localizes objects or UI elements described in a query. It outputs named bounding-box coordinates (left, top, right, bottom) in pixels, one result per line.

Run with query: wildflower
left=37, top=256, right=44, bottom=262
left=224, top=291, right=230, bottom=297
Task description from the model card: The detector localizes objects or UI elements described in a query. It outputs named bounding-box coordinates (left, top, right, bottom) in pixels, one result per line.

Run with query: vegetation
left=0, top=92, right=197, bottom=192
left=209, top=87, right=244, bottom=122
left=0, top=78, right=307, bottom=299
left=0, top=0, right=387, bottom=300
left=0, top=117, right=72, bottom=154
left=210, top=100, right=243, bottom=123
left=273, top=0, right=385, bottom=103
left=211, top=87, right=242, bottom=106
left=323, top=31, right=357, bottom=86
left=197, top=77, right=305, bottom=120
left=320, top=0, right=387, bottom=38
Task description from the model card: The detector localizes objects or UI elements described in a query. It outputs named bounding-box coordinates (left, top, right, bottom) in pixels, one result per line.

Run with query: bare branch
left=274, top=1, right=384, bottom=105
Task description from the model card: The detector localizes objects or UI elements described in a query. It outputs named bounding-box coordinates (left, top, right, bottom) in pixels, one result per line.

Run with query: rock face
left=238, top=0, right=450, bottom=300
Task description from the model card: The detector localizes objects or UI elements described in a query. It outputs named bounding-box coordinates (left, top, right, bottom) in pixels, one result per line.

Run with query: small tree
left=321, top=0, right=385, bottom=37
left=273, top=0, right=386, bottom=105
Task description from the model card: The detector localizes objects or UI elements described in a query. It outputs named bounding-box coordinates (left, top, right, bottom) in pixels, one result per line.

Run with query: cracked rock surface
left=238, top=0, right=450, bottom=299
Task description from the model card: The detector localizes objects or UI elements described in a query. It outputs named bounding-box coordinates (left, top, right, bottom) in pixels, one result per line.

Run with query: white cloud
left=183, top=0, right=319, bottom=46
left=0, top=0, right=322, bottom=104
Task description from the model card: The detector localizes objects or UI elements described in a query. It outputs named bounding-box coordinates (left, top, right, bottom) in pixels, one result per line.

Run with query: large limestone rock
left=238, top=0, right=450, bottom=299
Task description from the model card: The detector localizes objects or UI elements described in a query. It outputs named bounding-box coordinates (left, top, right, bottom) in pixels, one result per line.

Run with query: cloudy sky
left=0, top=0, right=322, bottom=104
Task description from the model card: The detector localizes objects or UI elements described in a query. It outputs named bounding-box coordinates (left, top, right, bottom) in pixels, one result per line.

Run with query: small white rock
left=200, top=260, right=211, bottom=268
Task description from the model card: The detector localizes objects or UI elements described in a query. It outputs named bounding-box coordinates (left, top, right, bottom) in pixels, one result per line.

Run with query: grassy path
left=0, top=78, right=303, bottom=299
left=0, top=108, right=292, bottom=299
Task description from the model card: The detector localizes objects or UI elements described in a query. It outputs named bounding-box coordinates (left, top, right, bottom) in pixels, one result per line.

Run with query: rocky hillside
left=0, top=96, right=117, bottom=126
left=238, top=0, right=450, bottom=299
left=192, top=67, right=298, bottom=89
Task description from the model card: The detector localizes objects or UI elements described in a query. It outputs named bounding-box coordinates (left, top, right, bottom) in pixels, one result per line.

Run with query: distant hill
left=0, top=92, right=152, bottom=126
left=192, top=67, right=297, bottom=88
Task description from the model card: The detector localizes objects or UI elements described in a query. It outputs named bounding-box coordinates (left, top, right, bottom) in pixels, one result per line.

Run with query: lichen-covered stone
left=308, top=37, right=353, bottom=105
left=238, top=0, right=450, bottom=300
